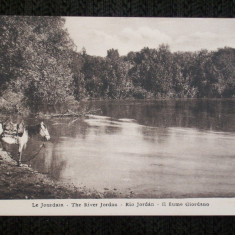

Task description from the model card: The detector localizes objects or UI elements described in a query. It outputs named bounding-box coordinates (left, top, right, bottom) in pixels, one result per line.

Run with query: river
left=7, top=99, right=235, bottom=198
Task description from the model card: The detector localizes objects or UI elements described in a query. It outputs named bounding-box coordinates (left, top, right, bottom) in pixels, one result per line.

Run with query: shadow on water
left=88, top=99, right=235, bottom=132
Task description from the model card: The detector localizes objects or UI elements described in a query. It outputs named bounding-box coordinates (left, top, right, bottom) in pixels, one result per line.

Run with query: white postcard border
left=0, top=198, right=234, bottom=216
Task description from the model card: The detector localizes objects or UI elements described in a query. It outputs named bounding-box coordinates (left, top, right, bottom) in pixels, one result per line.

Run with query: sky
left=64, top=17, right=235, bottom=57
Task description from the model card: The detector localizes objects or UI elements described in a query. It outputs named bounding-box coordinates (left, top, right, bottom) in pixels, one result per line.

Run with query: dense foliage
left=0, top=16, right=75, bottom=110
left=0, top=16, right=234, bottom=112
left=73, top=45, right=235, bottom=100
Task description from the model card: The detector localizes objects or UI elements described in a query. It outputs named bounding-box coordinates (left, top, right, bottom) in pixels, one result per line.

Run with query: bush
left=0, top=90, right=28, bottom=114
left=132, top=87, right=149, bottom=99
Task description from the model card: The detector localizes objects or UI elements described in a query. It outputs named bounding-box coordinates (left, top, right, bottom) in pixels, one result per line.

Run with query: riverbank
left=0, top=149, right=121, bottom=199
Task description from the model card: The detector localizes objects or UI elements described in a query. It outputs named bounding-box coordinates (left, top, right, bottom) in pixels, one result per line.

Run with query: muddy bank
left=0, top=149, right=122, bottom=199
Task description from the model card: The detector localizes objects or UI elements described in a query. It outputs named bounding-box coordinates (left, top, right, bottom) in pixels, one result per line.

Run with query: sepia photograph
left=0, top=16, right=235, bottom=214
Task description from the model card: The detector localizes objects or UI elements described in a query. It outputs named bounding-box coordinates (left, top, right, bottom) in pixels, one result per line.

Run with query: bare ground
left=0, top=149, right=121, bottom=199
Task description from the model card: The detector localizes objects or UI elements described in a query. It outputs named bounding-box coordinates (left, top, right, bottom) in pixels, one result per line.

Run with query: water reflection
left=22, top=99, right=235, bottom=197
left=88, top=99, right=235, bottom=132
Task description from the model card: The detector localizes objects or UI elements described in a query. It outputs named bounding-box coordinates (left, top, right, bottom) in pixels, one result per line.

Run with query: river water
left=14, top=99, right=235, bottom=197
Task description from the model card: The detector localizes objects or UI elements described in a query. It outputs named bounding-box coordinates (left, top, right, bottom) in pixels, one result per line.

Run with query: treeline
left=0, top=16, right=234, bottom=111
left=73, top=46, right=235, bottom=100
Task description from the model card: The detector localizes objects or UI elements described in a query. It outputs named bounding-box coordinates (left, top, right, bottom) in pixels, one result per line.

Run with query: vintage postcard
left=0, top=16, right=234, bottom=215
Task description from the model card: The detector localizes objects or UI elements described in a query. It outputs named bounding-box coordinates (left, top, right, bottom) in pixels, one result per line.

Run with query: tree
left=212, top=47, right=235, bottom=97
left=70, top=51, right=86, bottom=100
left=173, top=52, right=198, bottom=98
left=128, top=45, right=174, bottom=98
left=0, top=16, right=26, bottom=93
left=23, top=17, right=76, bottom=105
left=0, top=16, right=76, bottom=106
